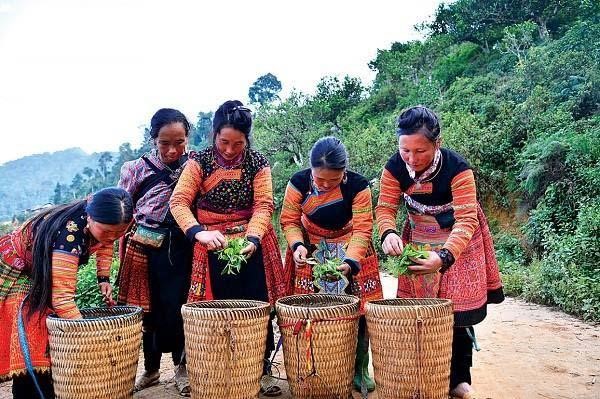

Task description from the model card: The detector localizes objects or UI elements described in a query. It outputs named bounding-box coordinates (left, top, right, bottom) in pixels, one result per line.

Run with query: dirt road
left=2, top=274, right=598, bottom=398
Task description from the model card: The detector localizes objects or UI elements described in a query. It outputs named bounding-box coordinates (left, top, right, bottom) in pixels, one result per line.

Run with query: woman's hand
left=408, top=251, right=442, bottom=275
left=99, top=282, right=115, bottom=307
left=195, top=230, right=227, bottom=251
left=382, top=232, right=404, bottom=256
left=336, top=262, right=351, bottom=276
left=293, top=245, right=308, bottom=267
left=240, top=241, right=257, bottom=259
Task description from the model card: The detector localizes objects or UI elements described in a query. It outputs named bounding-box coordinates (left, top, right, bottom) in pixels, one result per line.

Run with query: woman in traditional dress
left=280, top=136, right=383, bottom=392
left=0, top=187, right=132, bottom=399
left=117, top=108, right=194, bottom=395
left=170, top=100, right=287, bottom=397
left=375, top=106, right=504, bottom=399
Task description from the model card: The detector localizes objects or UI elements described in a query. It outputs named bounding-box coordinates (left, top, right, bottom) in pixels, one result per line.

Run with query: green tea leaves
left=217, top=237, right=251, bottom=275
left=311, top=257, right=345, bottom=282
left=386, top=243, right=430, bottom=277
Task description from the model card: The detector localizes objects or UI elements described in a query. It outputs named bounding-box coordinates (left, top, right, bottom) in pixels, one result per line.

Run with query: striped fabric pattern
left=50, top=251, right=82, bottom=319
left=247, top=167, right=275, bottom=239
left=170, top=159, right=204, bottom=235
left=280, top=182, right=306, bottom=249
left=347, top=187, right=374, bottom=262
left=90, top=243, right=113, bottom=280
left=375, top=168, right=403, bottom=235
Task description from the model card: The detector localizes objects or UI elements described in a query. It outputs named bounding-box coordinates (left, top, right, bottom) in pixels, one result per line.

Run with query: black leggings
left=450, top=326, right=474, bottom=389
left=142, top=312, right=185, bottom=371
left=12, top=371, right=55, bottom=399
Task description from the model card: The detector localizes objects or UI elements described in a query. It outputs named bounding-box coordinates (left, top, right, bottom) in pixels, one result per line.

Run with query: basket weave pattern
left=276, top=294, right=360, bottom=399
left=46, top=306, right=143, bottom=399
left=181, top=300, right=271, bottom=399
left=365, top=299, right=453, bottom=399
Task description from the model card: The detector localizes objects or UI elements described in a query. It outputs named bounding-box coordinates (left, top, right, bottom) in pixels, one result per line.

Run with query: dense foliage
left=75, top=256, right=120, bottom=309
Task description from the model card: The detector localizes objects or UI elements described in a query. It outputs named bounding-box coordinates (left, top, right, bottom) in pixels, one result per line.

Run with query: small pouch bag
left=131, top=225, right=167, bottom=248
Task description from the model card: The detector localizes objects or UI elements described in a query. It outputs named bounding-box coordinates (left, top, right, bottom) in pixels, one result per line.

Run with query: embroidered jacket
left=376, top=148, right=479, bottom=260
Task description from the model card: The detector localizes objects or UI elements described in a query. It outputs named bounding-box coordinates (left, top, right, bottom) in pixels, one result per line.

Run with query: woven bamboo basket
left=46, top=306, right=143, bottom=399
left=181, top=300, right=271, bottom=399
left=365, top=298, right=454, bottom=399
left=276, top=294, right=360, bottom=399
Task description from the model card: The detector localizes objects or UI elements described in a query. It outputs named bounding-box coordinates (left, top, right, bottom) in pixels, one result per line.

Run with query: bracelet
left=436, top=248, right=455, bottom=274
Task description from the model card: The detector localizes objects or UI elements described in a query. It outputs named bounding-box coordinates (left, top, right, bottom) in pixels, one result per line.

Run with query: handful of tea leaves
left=309, top=257, right=345, bottom=282
left=217, top=237, right=251, bottom=275
left=386, top=243, right=430, bottom=277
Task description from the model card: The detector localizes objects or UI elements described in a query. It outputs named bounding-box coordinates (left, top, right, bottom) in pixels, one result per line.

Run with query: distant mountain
left=0, top=148, right=103, bottom=220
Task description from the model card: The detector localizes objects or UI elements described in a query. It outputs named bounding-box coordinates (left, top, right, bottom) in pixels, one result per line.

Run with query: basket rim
left=182, top=299, right=271, bottom=311
left=276, top=293, right=359, bottom=310
left=47, top=305, right=143, bottom=323
left=366, top=298, right=452, bottom=308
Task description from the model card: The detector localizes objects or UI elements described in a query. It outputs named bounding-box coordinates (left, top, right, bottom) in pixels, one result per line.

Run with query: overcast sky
left=0, top=0, right=443, bottom=164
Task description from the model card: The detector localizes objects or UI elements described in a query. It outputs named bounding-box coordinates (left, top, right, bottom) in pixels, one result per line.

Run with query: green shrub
left=75, top=256, right=120, bottom=309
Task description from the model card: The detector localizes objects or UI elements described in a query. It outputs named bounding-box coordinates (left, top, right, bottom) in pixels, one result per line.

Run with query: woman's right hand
left=195, top=230, right=227, bottom=251
left=382, top=232, right=404, bottom=256
left=293, top=245, right=308, bottom=267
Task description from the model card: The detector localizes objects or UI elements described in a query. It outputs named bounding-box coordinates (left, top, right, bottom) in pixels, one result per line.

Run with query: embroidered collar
left=212, top=147, right=246, bottom=170
left=147, top=150, right=188, bottom=181
left=406, top=149, right=442, bottom=184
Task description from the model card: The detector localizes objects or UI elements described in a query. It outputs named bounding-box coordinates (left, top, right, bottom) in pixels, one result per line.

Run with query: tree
left=192, top=112, right=213, bottom=149
left=499, top=21, right=538, bottom=66
left=248, top=73, right=282, bottom=106
left=52, top=183, right=64, bottom=205
left=97, top=152, right=113, bottom=184
left=312, top=76, right=365, bottom=128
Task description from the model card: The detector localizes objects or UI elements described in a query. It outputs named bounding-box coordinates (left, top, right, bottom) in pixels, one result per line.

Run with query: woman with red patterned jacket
left=280, top=136, right=383, bottom=393
left=170, top=100, right=287, bottom=397
left=375, top=105, right=504, bottom=399
left=0, top=188, right=132, bottom=399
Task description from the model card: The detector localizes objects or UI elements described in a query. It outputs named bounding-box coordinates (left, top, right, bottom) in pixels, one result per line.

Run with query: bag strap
left=132, top=156, right=175, bottom=207
left=18, top=295, right=46, bottom=399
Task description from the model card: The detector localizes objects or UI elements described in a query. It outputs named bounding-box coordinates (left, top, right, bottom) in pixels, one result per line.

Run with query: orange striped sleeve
left=170, top=159, right=203, bottom=239
left=345, top=187, right=373, bottom=263
left=375, top=168, right=403, bottom=238
left=247, top=167, right=275, bottom=240
left=444, top=169, right=478, bottom=259
left=51, top=251, right=81, bottom=319
left=280, top=181, right=305, bottom=249
left=94, top=243, right=114, bottom=279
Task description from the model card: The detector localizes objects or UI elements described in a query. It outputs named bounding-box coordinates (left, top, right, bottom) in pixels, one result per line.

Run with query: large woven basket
left=276, top=294, right=360, bottom=399
left=181, top=300, right=271, bottom=399
left=365, top=298, right=454, bottom=399
left=46, top=306, right=143, bottom=399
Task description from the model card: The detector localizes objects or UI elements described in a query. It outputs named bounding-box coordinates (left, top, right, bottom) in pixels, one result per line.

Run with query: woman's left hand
left=408, top=251, right=442, bottom=275
left=99, top=282, right=115, bottom=307
left=240, top=242, right=257, bottom=259
left=336, top=263, right=351, bottom=276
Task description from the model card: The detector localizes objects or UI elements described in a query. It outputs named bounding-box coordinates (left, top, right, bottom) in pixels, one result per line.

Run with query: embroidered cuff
left=186, top=225, right=204, bottom=242
left=380, top=229, right=398, bottom=244
left=343, top=258, right=361, bottom=275
left=97, top=276, right=110, bottom=284
left=247, top=236, right=261, bottom=248
left=291, top=241, right=306, bottom=252
left=438, top=248, right=456, bottom=274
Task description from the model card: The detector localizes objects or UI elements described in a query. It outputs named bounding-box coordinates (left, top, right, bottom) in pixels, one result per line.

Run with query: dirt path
left=2, top=274, right=599, bottom=398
